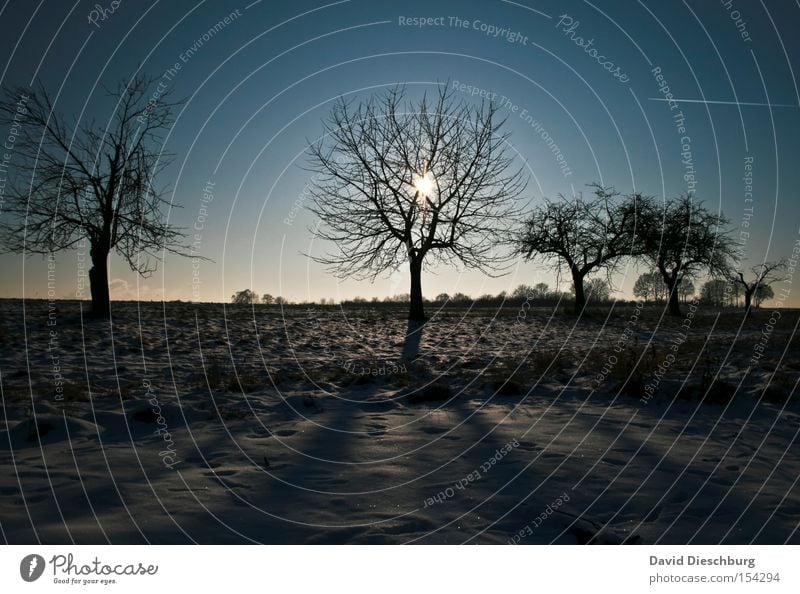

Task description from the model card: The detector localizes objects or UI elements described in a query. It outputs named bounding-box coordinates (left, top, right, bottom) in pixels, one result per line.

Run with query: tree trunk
left=667, top=288, right=681, bottom=316
left=743, top=288, right=753, bottom=316
left=659, top=266, right=681, bottom=316
left=89, top=245, right=110, bottom=317
left=572, top=269, right=586, bottom=314
left=408, top=258, right=425, bottom=321
left=666, top=277, right=681, bottom=316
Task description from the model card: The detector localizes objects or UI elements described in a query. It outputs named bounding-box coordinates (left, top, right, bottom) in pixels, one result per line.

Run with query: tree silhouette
left=678, top=277, right=695, bottom=303
left=511, top=284, right=534, bottom=300
left=754, top=284, right=774, bottom=307
left=585, top=277, right=612, bottom=302
left=532, top=282, right=551, bottom=300
left=633, top=271, right=665, bottom=303
left=0, top=76, right=187, bottom=317
left=519, top=185, right=640, bottom=314
left=638, top=195, right=734, bottom=316
left=231, top=289, right=258, bottom=304
left=700, top=279, right=732, bottom=308
left=306, top=85, right=526, bottom=321
left=728, top=260, right=786, bottom=315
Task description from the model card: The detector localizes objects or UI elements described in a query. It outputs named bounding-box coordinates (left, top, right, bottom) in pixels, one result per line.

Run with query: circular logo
left=20, top=554, right=45, bottom=582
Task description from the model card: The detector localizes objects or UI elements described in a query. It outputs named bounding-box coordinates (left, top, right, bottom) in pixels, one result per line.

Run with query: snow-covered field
left=1, top=298, right=798, bottom=544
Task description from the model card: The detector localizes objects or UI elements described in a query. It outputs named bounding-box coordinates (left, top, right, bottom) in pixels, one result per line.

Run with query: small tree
left=306, top=85, right=526, bottom=321
left=262, top=293, right=275, bottom=305
left=511, top=284, right=534, bottom=300
left=633, top=271, right=665, bottom=303
left=728, top=260, right=786, bottom=315
left=532, top=282, right=551, bottom=300
left=231, top=289, right=258, bottom=304
left=700, top=279, right=729, bottom=308
left=638, top=195, right=735, bottom=316
left=754, top=284, right=774, bottom=308
left=585, top=277, right=612, bottom=302
left=519, top=185, right=640, bottom=313
left=0, top=76, right=187, bottom=317
left=435, top=293, right=450, bottom=302
left=678, top=278, right=695, bottom=303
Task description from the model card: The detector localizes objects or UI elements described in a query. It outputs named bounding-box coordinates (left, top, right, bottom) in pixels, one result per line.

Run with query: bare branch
left=305, top=84, right=527, bottom=282
left=0, top=75, right=193, bottom=313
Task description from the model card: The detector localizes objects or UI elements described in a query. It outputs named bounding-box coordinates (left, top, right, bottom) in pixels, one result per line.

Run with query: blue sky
left=1, top=0, right=798, bottom=304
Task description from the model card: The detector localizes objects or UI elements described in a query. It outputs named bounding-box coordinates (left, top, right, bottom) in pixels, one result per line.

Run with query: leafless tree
left=0, top=75, right=188, bottom=317
left=305, top=85, right=526, bottom=321
left=231, top=289, right=258, bottom=305
left=754, top=284, right=774, bottom=307
left=728, top=260, right=786, bottom=315
left=633, top=271, right=665, bottom=303
left=700, top=279, right=731, bottom=308
left=638, top=195, right=735, bottom=316
left=585, top=277, right=612, bottom=302
left=518, top=185, right=641, bottom=314
left=678, top=277, right=695, bottom=303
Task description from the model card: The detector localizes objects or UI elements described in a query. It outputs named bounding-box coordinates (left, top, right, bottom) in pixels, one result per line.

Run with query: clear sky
left=1, top=0, right=798, bottom=305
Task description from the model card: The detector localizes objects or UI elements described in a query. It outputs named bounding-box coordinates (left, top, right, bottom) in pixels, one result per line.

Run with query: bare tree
left=638, top=195, right=734, bottom=316
left=633, top=271, right=665, bottom=303
left=585, top=277, right=612, bottom=302
left=0, top=76, right=187, bottom=317
left=518, top=185, right=640, bottom=314
left=754, top=284, right=774, bottom=307
left=511, top=284, right=534, bottom=300
left=306, top=85, right=526, bottom=321
left=532, top=282, right=551, bottom=300
left=678, top=277, right=695, bottom=303
left=728, top=260, right=786, bottom=315
left=231, top=289, right=258, bottom=305
left=700, top=279, right=731, bottom=308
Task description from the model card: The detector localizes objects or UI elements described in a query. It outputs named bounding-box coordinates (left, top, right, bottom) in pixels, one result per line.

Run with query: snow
left=1, top=299, right=798, bottom=544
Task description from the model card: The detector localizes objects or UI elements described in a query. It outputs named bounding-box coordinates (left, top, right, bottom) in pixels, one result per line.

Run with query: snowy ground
left=1, top=298, right=798, bottom=544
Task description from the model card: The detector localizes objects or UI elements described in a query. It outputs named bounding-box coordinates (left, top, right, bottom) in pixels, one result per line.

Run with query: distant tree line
left=630, top=261, right=786, bottom=311
left=229, top=280, right=618, bottom=308
left=232, top=268, right=782, bottom=310
left=230, top=290, right=288, bottom=305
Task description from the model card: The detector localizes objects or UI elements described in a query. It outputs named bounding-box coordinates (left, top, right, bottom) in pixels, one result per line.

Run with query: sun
left=412, top=171, right=435, bottom=199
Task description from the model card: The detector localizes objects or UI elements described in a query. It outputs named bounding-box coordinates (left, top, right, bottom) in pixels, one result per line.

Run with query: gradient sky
left=1, top=0, right=798, bottom=305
